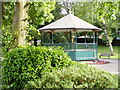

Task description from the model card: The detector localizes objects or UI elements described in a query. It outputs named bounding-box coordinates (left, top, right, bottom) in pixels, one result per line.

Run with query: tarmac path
left=93, top=59, right=119, bottom=75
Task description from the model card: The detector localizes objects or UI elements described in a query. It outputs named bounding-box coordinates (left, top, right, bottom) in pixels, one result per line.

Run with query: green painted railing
left=42, top=43, right=97, bottom=50
left=42, top=43, right=98, bottom=61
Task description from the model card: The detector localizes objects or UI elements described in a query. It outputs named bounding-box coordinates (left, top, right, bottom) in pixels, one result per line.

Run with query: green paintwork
left=42, top=43, right=98, bottom=61
left=65, top=50, right=97, bottom=61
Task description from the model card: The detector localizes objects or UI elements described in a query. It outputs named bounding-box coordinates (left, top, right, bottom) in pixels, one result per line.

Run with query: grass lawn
left=98, top=45, right=120, bottom=59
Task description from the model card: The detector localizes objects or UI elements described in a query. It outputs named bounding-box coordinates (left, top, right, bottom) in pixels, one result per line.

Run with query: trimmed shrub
left=2, top=46, right=72, bottom=89
left=27, top=63, right=118, bottom=88
left=119, top=75, right=120, bottom=88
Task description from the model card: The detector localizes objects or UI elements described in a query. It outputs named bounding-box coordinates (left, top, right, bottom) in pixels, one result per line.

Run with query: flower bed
left=88, top=60, right=110, bottom=64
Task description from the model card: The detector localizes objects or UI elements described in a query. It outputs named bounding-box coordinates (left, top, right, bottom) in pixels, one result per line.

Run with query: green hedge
left=119, top=75, right=120, bottom=88
left=2, top=46, right=72, bottom=89
left=27, top=63, right=118, bottom=88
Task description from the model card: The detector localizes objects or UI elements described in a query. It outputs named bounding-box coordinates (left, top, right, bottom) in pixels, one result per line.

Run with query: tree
left=2, top=1, right=55, bottom=50
left=2, top=2, right=15, bottom=52
left=12, top=0, right=28, bottom=47
left=52, top=1, right=119, bottom=55
left=0, top=2, right=2, bottom=54
left=95, top=2, right=119, bottom=55
left=27, top=2, right=55, bottom=46
left=52, top=2, right=64, bottom=21
left=0, top=2, right=2, bottom=28
left=51, top=1, right=98, bottom=43
left=56, top=1, right=95, bottom=23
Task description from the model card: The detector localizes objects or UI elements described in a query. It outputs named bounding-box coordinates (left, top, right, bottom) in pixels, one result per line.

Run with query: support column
left=93, top=30, right=99, bottom=61
left=71, top=32, right=74, bottom=43
left=41, top=31, right=44, bottom=44
left=84, top=32, right=87, bottom=43
left=93, top=32, right=95, bottom=43
left=51, top=30, right=55, bottom=44
left=70, top=31, right=72, bottom=43
left=72, top=29, right=77, bottom=43
left=51, top=32, right=53, bottom=44
left=74, top=30, right=77, bottom=43
left=73, top=29, right=77, bottom=50
left=70, top=30, right=77, bottom=49
left=95, top=31, right=98, bottom=61
left=65, top=32, right=68, bottom=43
left=95, top=32, right=98, bottom=44
left=93, top=31, right=98, bottom=44
left=65, top=32, right=69, bottom=49
left=48, top=32, right=51, bottom=43
left=69, top=31, right=72, bottom=49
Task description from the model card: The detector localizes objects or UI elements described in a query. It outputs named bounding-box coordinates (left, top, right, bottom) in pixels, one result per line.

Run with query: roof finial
left=68, top=8, right=74, bottom=15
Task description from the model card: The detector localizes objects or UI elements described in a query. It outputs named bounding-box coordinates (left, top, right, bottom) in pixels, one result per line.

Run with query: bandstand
left=38, top=14, right=100, bottom=61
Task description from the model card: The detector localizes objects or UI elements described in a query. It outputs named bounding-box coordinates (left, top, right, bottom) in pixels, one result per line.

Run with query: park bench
left=99, top=53, right=110, bottom=59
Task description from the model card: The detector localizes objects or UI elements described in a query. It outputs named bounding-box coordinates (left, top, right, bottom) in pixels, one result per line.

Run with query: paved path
left=93, top=59, right=119, bottom=75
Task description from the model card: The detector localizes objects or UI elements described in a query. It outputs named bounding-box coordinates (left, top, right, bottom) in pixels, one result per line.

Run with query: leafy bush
left=2, top=27, right=14, bottom=53
left=118, top=75, right=120, bottom=88
left=2, top=46, right=72, bottom=89
left=27, top=63, right=118, bottom=88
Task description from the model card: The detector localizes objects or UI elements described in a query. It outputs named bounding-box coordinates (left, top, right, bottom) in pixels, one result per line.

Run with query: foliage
left=118, top=75, right=120, bottom=88
left=2, top=27, right=13, bottom=53
left=95, top=2, right=118, bottom=24
left=2, top=2, right=14, bottom=28
left=26, top=63, right=118, bottom=88
left=98, top=45, right=119, bottom=54
left=53, top=33, right=69, bottom=43
left=26, top=25, right=41, bottom=42
left=28, top=1, right=55, bottom=27
left=95, top=2, right=119, bottom=55
left=2, top=46, right=72, bottom=89
left=94, top=1, right=119, bottom=40
left=43, top=33, right=69, bottom=43
left=57, top=1, right=97, bottom=24
left=98, top=45, right=120, bottom=59
left=52, top=2, right=64, bottom=21
left=53, top=1, right=119, bottom=44
left=27, top=2, right=55, bottom=43
left=2, top=3, right=14, bottom=52
left=2, top=2, right=55, bottom=48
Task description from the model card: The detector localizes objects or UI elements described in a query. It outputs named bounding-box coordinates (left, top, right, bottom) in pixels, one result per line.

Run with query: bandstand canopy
left=38, top=14, right=100, bottom=32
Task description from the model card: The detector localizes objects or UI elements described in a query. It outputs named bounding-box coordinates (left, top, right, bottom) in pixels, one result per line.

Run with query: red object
left=88, top=60, right=110, bottom=64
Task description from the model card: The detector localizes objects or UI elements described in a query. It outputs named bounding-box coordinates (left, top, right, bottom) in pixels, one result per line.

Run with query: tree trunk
left=0, top=2, right=2, bottom=48
left=34, top=38, right=37, bottom=46
left=12, top=0, right=28, bottom=47
left=0, top=2, right=2, bottom=28
left=103, top=24, right=114, bottom=56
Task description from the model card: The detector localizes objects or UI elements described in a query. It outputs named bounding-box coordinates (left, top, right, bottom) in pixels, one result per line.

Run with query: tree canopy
left=2, top=1, right=120, bottom=54
left=51, top=1, right=120, bottom=55
left=2, top=1, right=55, bottom=51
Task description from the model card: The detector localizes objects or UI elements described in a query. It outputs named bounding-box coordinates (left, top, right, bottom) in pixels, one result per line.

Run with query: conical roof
left=39, top=14, right=99, bottom=32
